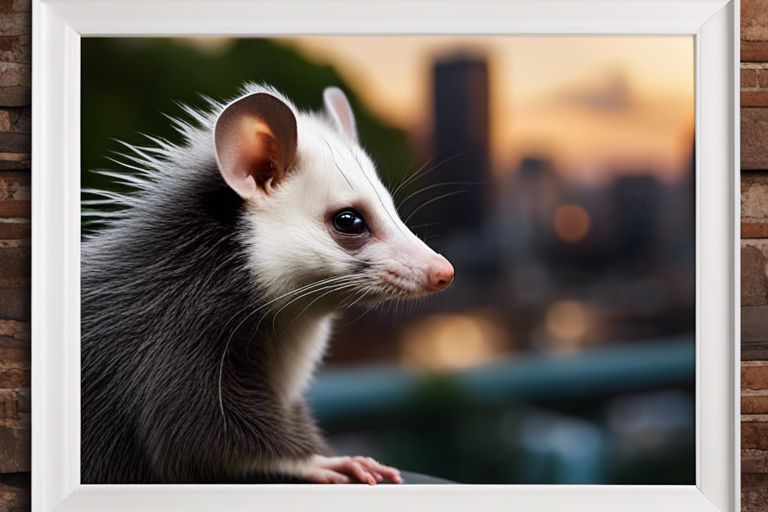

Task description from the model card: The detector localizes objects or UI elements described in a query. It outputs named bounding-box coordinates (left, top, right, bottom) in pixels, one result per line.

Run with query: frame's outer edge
left=30, top=1, right=738, bottom=511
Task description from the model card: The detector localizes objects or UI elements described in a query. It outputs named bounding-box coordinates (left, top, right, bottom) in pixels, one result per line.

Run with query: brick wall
left=743, top=1, right=768, bottom=511
left=0, top=0, right=29, bottom=510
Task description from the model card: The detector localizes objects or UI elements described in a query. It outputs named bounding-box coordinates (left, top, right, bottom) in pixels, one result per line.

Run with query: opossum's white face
left=214, top=87, right=454, bottom=309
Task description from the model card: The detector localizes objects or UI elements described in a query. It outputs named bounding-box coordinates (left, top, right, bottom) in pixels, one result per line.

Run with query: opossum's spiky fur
left=81, top=84, right=334, bottom=483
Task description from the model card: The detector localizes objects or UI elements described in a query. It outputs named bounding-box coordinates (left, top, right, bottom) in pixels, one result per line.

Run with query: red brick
left=0, top=201, right=28, bottom=218
left=743, top=419, right=768, bottom=450
left=744, top=221, right=768, bottom=238
left=743, top=41, right=768, bottom=62
left=0, top=85, right=28, bottom=106
left=0, top=107, right=28, bottom=133
left=0, top=389, right=19, bottom=420
left=744, top=363, right=768, bottom=390
left=743, top=173, right=768, bottom=218
left=744, top=68, right=759, bottom=88
left=0, top=35, right=27, bottom=64
left=0, top=417, right=28, bottom=472
left=744, top=394, right=768, bottom=414
left=0, top=63, right=27, bottom=89
left=0, top=171, right=27, bottom=201
left=0, top=346, right=27, bottom=367
left=0, top=221, right=27, bottom=239
left=742, top=172, right=768, bottom=188
left=0, top=247, right=27, bottom=287
left=760, top=69, right=768, bottom=88
left=0, top=321, right=27, bottom=340
left=0, top=12, right=28, bottom=37
left=744, top=473, right=768, bottom=512
left=743, top=245, right=768, bottom=305
left=0, top=344, right=28, bottom=393
left=0, top=132, right=27, bottom=152
left=0, top=368, right=26, bottom=388
left=744, top=449, right=768, bottom=473
left=0, top=0, right=28, bottom=13
left=743, top=90, right=768, bottom=107
left=743, top=108, right=768, bottom=169
left=12, top=0, right=29, bottom=13
left=0, top=289, right=28, bottom=321
left=0, top=472, right=29, bottom=511
left=743, top=0, right=768, bottom=42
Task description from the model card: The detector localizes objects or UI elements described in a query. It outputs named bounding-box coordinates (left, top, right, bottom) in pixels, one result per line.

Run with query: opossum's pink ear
left=323, top=87, right=358, bottom=142
left=214, top=92, right=297, bottom=200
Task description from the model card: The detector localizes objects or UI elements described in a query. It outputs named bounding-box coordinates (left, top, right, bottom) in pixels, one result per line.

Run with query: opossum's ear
left=214, top=92, right=298, bottom=200
left=323, top=87, right=358, bottom=142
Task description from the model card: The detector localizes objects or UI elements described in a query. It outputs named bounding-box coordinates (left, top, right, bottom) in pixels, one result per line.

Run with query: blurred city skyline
left=193, top=36, right=694, bottom=184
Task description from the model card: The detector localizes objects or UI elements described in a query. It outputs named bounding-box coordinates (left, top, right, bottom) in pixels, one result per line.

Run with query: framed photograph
left=32, top=0, right=739, bottom=510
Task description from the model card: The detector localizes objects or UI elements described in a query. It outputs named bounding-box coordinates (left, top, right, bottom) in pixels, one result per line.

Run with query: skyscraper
left=420, top=54, right=490, bottom=234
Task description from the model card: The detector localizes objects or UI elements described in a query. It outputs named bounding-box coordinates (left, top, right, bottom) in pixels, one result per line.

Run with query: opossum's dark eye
left=333, top=209, right=367, bottom=235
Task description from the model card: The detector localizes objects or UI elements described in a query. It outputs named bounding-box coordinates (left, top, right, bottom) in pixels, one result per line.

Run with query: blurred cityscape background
left=81, top=36, right=696, bottom=484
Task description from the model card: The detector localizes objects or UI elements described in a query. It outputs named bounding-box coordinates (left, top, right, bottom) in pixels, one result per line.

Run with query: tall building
left=609, top=174, right=663, bottom=261
left=419, top=54, right=490, bottom=234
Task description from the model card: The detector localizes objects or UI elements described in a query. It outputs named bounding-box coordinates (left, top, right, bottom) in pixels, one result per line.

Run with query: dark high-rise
left=423, top=55, right=490, bottom=234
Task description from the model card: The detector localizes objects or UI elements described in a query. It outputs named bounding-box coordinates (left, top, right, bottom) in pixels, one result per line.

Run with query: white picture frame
left=31, top=1, right=740, bottom=510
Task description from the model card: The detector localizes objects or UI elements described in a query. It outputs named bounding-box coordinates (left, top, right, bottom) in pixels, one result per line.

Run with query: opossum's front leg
left=279, top=402, right=402, bottom=484
left=294, top=454, right=402, bottom=485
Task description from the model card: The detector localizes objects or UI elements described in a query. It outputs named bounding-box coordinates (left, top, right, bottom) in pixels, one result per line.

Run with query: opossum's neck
left=267, top=309, right=336, bottom=404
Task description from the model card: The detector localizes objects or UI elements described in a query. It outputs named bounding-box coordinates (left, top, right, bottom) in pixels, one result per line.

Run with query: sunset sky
left=288, top=36, right=694, bottom=184
left=196, top=36, right=695, bottom=184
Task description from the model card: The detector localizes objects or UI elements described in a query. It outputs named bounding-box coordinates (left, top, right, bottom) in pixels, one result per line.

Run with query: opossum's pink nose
left=426, top=256, right=454, bottom=292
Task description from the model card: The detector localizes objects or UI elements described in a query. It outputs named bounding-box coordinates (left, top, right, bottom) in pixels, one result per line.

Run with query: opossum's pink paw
left=302, top=467, right=350, bottom=484
left=353, top=456, right=402, bottom=484
left=304, top=455, right=402, bottom=485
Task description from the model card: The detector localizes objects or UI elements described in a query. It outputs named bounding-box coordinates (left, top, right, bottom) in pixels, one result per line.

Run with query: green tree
left=81, top=38, right=413, bottom=200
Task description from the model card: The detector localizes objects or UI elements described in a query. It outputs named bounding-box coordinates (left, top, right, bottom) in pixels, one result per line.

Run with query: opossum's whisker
left=398, top=181, right=484, bottom=209
left=391, top=152, right=446, bottom=199
left=389, top=154, right=420, bottom=199
left=321, top=136, right=354, bottom=190
left=270, top=277, right=365, bottom=331
left=391, top=158, right=434, bottom=200
left=407, top=222, right=441, bottom=231
left=392, top=152, right=464, bottom=201
left=222, top=275, right=352, bottom=344
left=403, top=190, right=468, bottom=225
left=344, top=287, right=370, bottom=310
left=285, top=280, right=364, bottom=330
left=249, top=277, right=364, bottom=356
left=341, top=302, right=378, bottom=327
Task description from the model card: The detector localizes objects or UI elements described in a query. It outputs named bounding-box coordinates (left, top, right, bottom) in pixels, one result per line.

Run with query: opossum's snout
left=425, top=255, right=454, bottom=292
left=372, top=229, right=455, bottom=299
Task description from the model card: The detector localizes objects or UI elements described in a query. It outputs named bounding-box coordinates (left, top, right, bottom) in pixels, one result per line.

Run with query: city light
left=545, top=300, right=593, bottom=348
left=399, top=313, right=505, bottom=370
left=552, top=203, right=591, bottom=243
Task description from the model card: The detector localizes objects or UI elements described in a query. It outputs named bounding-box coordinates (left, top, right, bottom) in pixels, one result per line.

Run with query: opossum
left=81, top=84, right=454, bottom=485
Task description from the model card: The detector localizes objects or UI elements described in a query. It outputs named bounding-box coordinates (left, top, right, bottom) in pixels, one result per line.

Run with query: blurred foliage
left=81, top=38, right=413, bottom=196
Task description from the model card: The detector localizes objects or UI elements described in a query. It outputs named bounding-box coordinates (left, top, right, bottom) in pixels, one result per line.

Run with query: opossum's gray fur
left=81, top=84, right=330, bottom=484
